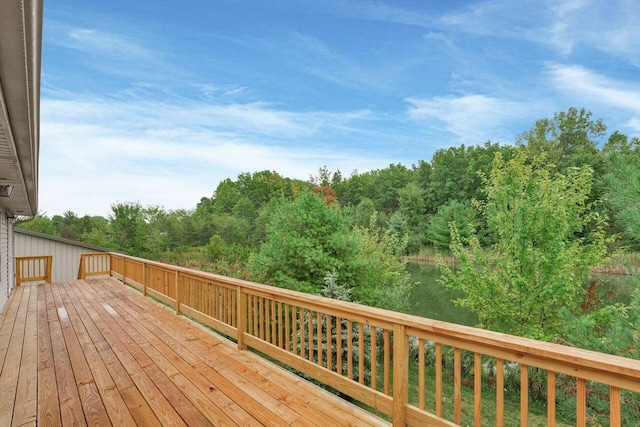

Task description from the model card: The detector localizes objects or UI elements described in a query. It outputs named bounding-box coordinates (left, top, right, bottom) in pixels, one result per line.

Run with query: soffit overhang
left=0, top=0, right=43, bottom=216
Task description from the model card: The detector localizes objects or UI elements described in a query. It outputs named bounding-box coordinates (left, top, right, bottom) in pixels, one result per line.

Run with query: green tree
left=518, top=107, right=606, bottom=176
left=425, top=199, right=479, bottom=248
left=251, top=192, right=358, bottom=294
left=602, top=150, right=640, bottom=245
left=426, top=142, right=512, bottom=213
left=252, top=191, right=412, bottom=310
left=440, top=152, right=609, bottom=340
left=16, top=213, right=57, bottom=235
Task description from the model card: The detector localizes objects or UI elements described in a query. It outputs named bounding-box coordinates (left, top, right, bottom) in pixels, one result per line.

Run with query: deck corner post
left=175, top=270, right=181, bottom=315
left=78, top=254, right=85, bottom=280
left=143, top=261, right=147, bottom=296
left=45, top=256, right=52, bottom=283
left=237, top=287, right=247, bottom=351
left=392, top=323, right=408, bottom=427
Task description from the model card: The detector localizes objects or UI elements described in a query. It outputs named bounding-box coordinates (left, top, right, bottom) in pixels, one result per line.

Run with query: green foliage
left=16, top=213, right=58, bottom=235
left=352, top=197, right=378, bottom=229
left=251, top=192, right=358, bottom=294
left=351, top=221, right=413, bottom=311
left=602, top=145, right=640, bottom=246
left=252, top=192, right=411, bottom=311
left=440, top=151, right=609, bottom=340
left=518, top=107, right=606, bottom=177
left=425, top=199, right=480, bottom=248
left=425, top=142, right=514, bottom=213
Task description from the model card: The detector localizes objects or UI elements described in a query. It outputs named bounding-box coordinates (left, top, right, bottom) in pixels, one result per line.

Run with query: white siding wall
left=0, top=213, right=8, bottom=313
left=15, top=233, right=104, bottom=283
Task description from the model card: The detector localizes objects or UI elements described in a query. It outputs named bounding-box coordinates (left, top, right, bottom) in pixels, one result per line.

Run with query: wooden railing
left=81, top=252, right=640, bottom=426
left=77, top=252, right=111, bottom=279
left=15, top=255, right=52, bottom=286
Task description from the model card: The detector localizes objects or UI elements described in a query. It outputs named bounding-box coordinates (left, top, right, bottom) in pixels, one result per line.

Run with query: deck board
left=0, top=278, right=389, bottom=426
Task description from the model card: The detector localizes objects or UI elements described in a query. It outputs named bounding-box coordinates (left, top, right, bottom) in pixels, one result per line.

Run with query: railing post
left=237, top=287, right=247, bottom=350
left=78, top=255, right=85, bottom=280
left=45, top=256, right=52, bottom=283
left=175, top=271, right=181, bottom=315
left=15, top=259, right=21, bottom=286
left=392, top=324, right=408, bottom=427
left=123, top=255, right=127, bottom=285
left=142, top=262, right=147, bottom=296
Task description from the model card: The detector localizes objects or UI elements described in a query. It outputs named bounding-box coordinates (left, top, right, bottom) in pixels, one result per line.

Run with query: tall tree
left=518, top=107, right=606, bottom=176
left=440, top=152, right=609, bottom=340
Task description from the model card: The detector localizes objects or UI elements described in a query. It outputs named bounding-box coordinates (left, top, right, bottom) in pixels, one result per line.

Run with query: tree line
left=18, top=107, right=640, bottom=339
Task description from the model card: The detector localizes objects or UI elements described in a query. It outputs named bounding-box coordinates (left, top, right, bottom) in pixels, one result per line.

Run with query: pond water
left=403, top=261, right=637, bottom=328
left=403, top=262, right=478, bottom=326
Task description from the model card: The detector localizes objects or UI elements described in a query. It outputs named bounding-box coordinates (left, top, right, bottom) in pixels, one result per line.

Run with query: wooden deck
left=0, top=278, right=389, bottom=426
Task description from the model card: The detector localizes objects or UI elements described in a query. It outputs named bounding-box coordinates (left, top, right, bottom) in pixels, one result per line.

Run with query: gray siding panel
left=0, top=214, right=8, bottom=313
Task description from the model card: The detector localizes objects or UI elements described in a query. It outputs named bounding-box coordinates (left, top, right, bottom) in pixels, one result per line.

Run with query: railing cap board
left=107, top=252, right=640, bottom=383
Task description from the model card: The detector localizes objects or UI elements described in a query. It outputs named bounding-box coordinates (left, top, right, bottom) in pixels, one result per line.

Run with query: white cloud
left=47, top=22, right=160, bottom=63
left=546, top=63, right=640, bottom=132
left=434, top=0, right=640, bottom=64
left=405, top=94, right=539, bottom=144
left=39, top=95, right=392, bottom=217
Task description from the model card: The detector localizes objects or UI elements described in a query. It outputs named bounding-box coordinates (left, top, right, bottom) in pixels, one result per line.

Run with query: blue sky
left=40, top=0, right=640, bottom=217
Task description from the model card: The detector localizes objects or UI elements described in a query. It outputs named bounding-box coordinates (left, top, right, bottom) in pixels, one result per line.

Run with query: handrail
left=82, top=252, right=640, bottom=426
left=15, top=255, right=52, bottom=286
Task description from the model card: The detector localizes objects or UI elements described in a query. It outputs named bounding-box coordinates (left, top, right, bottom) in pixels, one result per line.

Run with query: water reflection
left=404, top=262, right=478, bottom=326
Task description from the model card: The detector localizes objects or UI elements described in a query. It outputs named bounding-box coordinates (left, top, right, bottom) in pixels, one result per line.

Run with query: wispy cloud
left=47, top=21, right=161, bottom=63
left=405, top=94, right=541, bottom=145
left=432, top=0, right=639, bottom=63
left=39, top=93, right=397, bottom=216
left=546, top=63, right=640, bottom=132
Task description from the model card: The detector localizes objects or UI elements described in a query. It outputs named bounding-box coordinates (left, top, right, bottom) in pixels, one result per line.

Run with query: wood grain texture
left=0, top=278, right=388, bottom=427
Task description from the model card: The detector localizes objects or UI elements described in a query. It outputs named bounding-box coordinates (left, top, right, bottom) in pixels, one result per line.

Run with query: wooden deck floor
left=0, top=278, right=389, bottom=426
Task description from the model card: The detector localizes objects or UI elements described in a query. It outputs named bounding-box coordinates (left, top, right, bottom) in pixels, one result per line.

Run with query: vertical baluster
left=418, top=338, right=425, bottom=410
left=326, top=314, right=332, bottom=369
left=547, top=370, right=556, bottom=426
left=265, top=299, right=272, bottom=344
left=384, top=329, right=390, bottom=395
left=300, top=308, right=306, bottom=358
left=308, top=310, right=313, bottom=361
left=371, top=326, right=377, bottom=390
left=284, top=303, right=290, bottom=351
left=521, top=364, right=529, bottom=427
left=454, top=348, right=461, bottom=425
left=277, top=302, right=283, bottom=348
left=577, top=378, right=586, bottom=427
left=436, top=343, right=442, bottom=417
left=292, top=306, right=298, bottom=355
left=317, top=312, right=322, bottom=366
left=336, top=318, right=342, bottom=374
left=496, top=358, right=504, bottom=427
left=259, top=297, right=265, bottom=341
left=347, top=319, right=353, bottom=380
left=271, top=299, right=276, bottom=345
left=252, top=295, right=258, bottom=336
left=610, top=386, right=621, bottom=427
left=474, top=353, right=482, bottom=426
left=358, top=323, right=364, bottom=384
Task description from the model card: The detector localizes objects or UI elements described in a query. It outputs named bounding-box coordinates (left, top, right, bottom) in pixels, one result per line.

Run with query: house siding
left=0, top=213, right=8, bottom=313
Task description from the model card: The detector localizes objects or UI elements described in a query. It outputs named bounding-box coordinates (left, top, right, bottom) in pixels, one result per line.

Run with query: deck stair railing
left=79, top=252, right=640, bottom=427
left=15, top=255, right=52, bottom=286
